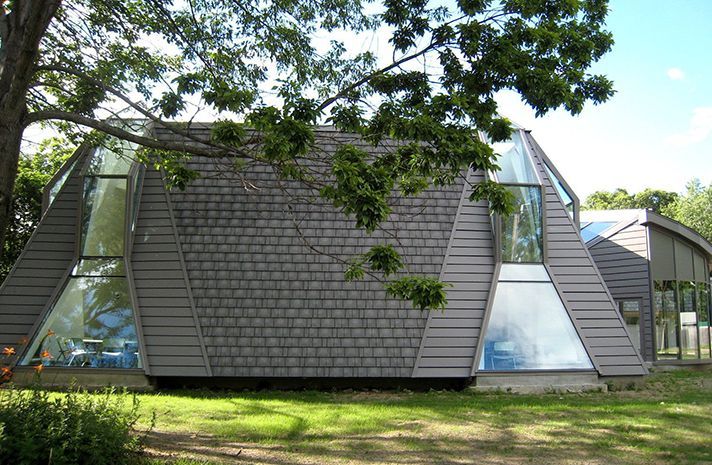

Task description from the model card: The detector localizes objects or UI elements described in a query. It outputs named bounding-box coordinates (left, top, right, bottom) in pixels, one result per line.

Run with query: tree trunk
left=0, top=0, right=61, bottom=250
left=0, top=113, right=23, bottom=252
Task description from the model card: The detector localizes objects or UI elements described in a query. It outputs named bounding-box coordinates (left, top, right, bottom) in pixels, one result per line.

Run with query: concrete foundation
left=471, top=372, right=607, bottom=394
left=7, top=367, right=154, bottom=391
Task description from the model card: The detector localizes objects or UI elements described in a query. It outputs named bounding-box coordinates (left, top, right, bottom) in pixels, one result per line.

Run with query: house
left=0, top=124, right=646, bottom=389
left=580, top=209, right=712, bottom=365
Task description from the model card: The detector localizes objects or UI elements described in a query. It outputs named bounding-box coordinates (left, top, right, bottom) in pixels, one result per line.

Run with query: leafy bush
left=0, top=386, right=147, bottom=465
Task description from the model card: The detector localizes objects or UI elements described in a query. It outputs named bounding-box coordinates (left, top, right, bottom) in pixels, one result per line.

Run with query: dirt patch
left=145, top=428, right=628, bottom=465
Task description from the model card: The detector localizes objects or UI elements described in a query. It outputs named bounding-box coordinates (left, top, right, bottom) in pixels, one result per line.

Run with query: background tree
left=583, top=187, right=678, bottom=213
left=0, top=138, right=73, bottom=282
left=1, top=0, right=616, bottom=308
left=663, top=179, right=712, bottom=243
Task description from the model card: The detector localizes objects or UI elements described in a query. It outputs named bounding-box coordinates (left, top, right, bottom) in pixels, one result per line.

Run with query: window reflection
left=501, top=186, right=543, bottom=262
left=24, top=134, right=142, bottom=370
left=478, top=267, right=593, bottom=371
left=47, top=160, right=77, bottom=208
left=544, top=163, right=575, bottom=219
left=654, top=281, right=679, bottom=359
left=84, top=144, right=135, bottom=175
left=22, top=275, right=141, bottom=369
left=81, top=177, right=127, bottom=256
left=619, top=300, right=641, bottom=354
left=580, top=221, right=616, bottom=243
left=698, top=283, right=711, bottom=359
left=491, top=131, right=539, bottom=184
left=679, top=281, right=699, bottom=359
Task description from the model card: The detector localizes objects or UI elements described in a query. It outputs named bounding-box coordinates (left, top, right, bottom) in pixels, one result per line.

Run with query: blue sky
left=496, top=0, right=712, bottom=199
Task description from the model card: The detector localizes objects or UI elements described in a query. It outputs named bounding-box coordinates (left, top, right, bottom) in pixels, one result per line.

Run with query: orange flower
left=1, top=347, right=15, bottom=356
left=33, top=364, right=44, bottom=373
left=40, top=350, right=53, bottom=359
left=0, top=367, right=12, bottom=381
left=47, top=329, right=56, bottom=337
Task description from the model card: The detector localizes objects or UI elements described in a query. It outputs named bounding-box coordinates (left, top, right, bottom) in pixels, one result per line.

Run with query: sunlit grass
left=33, top=370, right=712, bottom=464
left=127, top=370, right=712, bottom=464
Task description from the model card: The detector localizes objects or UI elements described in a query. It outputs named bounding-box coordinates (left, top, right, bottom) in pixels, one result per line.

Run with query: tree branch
left=23, top=110, right=236, bottom=159
left=316, top=39, right=443, bottom=113
left=34, top=64, right=254, bottom=159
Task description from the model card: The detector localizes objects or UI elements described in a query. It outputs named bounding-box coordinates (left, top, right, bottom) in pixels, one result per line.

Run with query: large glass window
left=490, top=131, right=539, bottom=184
left=47, top=160, right=78, bottom=208
left=544, top=163, right=574, bottom=219
left=679, top=281, right=699, bottom=359
left=654, top=281, right=680, bottom=359
left=85, top=144, right=135, bottom=175
left=23, top=136, right=142, bottom=370
left=81, top=177, right=127, bottom=256
left=501, top=186, right=543, bottom=262
left=22, top=272, right=141, bottom=369
left=478, top=265, right=593, bottom=371
left=619, top=300, right=641, bottom=354
left=698, top=283, right=711, bottom=359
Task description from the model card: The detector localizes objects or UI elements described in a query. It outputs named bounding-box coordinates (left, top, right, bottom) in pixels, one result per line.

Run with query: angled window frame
left=485, top=128, right=548, bottom=264
left=41, top=143, right=92, bottom=216
left=20, top=135, right=150, bottom=373
left=474, top=129, right=597, bottom=375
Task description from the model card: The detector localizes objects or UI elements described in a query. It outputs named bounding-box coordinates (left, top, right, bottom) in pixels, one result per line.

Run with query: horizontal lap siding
left=413, top=171, right=494, bottom=378
left=0, top=159, right=81, bottom=348
left=131, top=169, right=210, bottom=377
left=589, top=224, right=653, bottom=360
left=160, top=127, right=460, bottom=378
left=526, top=135, right=646, bottom=376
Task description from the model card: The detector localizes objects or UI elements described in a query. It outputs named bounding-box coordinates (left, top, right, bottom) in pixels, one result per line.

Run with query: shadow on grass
left=143, top=371, right=712, bottom=465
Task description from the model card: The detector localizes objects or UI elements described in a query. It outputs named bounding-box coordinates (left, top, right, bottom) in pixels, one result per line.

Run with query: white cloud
left=666, top=67, right=685, bottom=80
left=665, top=106, right=712, bottom=147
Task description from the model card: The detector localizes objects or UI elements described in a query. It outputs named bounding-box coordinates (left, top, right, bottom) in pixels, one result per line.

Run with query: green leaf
left=385, top=276, right=450, bottom=311
left=365, top=244, right=403, bottom=277
left=470, top=180, right=516, bottom=215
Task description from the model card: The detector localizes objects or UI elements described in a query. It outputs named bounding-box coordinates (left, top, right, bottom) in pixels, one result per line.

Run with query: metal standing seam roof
left=581, top=209, right=712, bottom=258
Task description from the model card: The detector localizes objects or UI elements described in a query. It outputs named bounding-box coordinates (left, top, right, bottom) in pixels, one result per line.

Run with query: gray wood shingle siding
left=0, top=125, right=649, bottom=380
left=413, top=170, right=495, bottom=377
left=0, top=161, right=80, bottom=349
left=588, top=223, right=653, bottom=359
left=159, top=127, right=459, bottom=377
left=525, top=134, right=646, bottom=376
left=131, top=168, right=211, bottom=376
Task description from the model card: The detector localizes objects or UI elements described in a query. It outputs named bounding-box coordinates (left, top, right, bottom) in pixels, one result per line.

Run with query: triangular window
left=478, top=264, right=593, bottom=371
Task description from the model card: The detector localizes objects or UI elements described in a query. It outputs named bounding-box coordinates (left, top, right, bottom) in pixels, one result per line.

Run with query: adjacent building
left=581, top=209, right=712, bottom=364
left=0, top=124, right=646, bottom=388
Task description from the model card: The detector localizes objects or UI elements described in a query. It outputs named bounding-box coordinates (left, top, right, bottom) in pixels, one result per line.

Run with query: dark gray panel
left=0, top=153, right=81, bottom=349
left=588, top=222, right=653, bottom=359
left=413, top=170, right=494, bottom=378
left=694, top=251, right=708, bottom=282
left=674, top=239, right=695, bottom=281
left=650, top=229, right=675, bottom=280
left=525, top=133, right=646, bottom=377
left=131, top=168, right=211, bottom=377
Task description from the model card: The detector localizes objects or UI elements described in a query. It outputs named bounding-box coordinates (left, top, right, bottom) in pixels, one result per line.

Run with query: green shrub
left=0, top=386, right=146, bottom=465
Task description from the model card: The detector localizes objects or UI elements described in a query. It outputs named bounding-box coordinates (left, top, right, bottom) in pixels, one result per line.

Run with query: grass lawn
left=133, top=369, right=712, bottom=465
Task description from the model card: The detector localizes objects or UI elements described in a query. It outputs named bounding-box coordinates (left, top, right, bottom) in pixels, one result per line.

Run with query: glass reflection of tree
left=655, top=281, right=679, bottom=358
left=82, top=277, right=136, bottom=341
left=81, top=178, right=126, bottom=256
left=502, top=187, right=542, bottom=262
left=697, top=283, right=711, bottom=358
